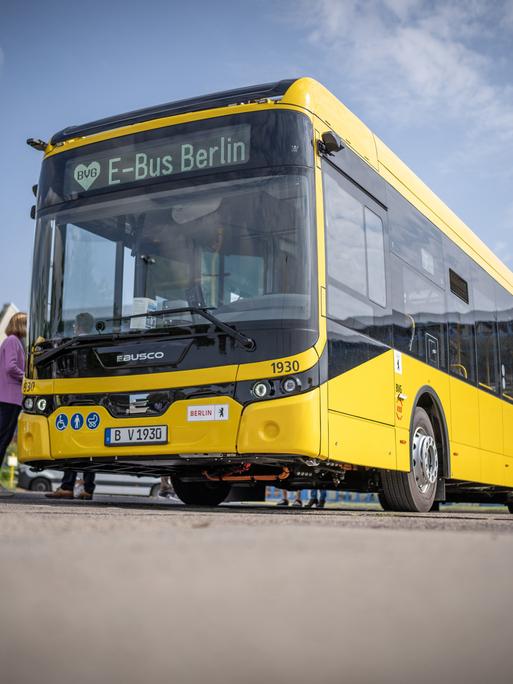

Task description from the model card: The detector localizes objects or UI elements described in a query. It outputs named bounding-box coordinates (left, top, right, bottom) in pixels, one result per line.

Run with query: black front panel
left=35, top=326, right=318, bottom=379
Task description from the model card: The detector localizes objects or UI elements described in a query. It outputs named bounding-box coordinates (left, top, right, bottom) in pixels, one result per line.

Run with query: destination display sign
left=63, top=123, right=251, bottom=195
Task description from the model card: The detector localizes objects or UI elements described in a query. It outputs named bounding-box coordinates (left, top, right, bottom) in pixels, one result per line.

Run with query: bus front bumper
left=18, top=389, right=321, bottom=466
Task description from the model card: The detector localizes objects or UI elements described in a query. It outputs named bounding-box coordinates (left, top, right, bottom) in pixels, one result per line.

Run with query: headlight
left=281, top=376, right=301, bottom=393
left=36, top=397, right=48, bottom=413
left=23, top=396, right=35, bottom=411
left=251, top=381, right=271, bottom=399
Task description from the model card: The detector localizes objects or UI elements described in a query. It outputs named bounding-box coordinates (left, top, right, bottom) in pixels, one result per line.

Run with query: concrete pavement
left=1, top=492, right=512, bottom=684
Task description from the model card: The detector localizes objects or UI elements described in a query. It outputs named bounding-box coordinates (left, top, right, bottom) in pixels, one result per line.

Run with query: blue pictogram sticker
left=55, top=414, right=68, bottom=431
left=86, top=412, right=100, bottom=430
left=70, top=413, right=84, bottom=430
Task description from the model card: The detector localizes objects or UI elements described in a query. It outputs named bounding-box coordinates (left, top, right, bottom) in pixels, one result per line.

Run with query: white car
left=18, top=464, right=162, bottom=497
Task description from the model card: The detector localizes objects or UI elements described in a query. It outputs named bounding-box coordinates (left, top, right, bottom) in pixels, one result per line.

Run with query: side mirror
left=318, top=130, right=344, bottom=156
left=30, top=205, right=36, bottom=220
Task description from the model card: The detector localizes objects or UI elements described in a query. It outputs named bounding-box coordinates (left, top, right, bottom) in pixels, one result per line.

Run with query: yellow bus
left=21, top=78, right=513, bottom=512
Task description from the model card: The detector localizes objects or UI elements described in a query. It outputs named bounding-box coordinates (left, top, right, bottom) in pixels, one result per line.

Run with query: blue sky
left=1, top=0, right=512, bottom=310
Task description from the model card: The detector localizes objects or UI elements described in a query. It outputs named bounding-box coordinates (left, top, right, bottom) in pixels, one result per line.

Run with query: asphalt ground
left=1, top=492, right=513, bottom=684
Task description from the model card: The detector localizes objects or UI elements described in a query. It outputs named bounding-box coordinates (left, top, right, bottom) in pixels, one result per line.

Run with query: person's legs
left=46, top=469, right=76, bottom=499
left=292, top=490, right=302, bottom=507
left=319, top=489, right=327, bottom=504
left=0, top=402, right=20, bottom=496
left=0, top=402, right=21, bottom=464
left=305, top=489, right=318, bottom=508
left=276, top=489, right=289, bottom=506
left=83, top=471, right=96, bottom=495
left=60, top=469, right=77, bottom=492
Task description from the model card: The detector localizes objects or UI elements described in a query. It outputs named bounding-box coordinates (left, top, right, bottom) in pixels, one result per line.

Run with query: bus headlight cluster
left=250, top=376, right=302, bottom=401
left=22, top=395, right=54, bottom=415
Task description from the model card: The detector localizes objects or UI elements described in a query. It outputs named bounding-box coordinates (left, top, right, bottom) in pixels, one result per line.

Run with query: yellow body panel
left=450, top=442, right=482, bottom=482
left=481, top=450, right=513, bottom=488
left=327, top=350, right=395, bottom=425
left=328, top=411, right=396, bottom=469
left=449, top=378, right=480, bottom=449
left=478, top=391, right=503, bottom=455
left=503, top=401, right=513, bottom=459
left=237, top=389, right=321, bottom=458
left=18, top=414, right=51, bottom=462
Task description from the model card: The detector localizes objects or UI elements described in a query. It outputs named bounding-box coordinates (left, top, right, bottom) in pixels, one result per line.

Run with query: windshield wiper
left=34, top=307, right=255, bottom=368
left=97, top=307, right=256, bottom=351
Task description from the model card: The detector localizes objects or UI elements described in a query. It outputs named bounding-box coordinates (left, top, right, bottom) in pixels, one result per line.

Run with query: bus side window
left=448, top=322, right=475, bottom=382
left=473, top=265, right=499, bottom=394
left=445, top=239, right=476, bottom=383
left=496, top=283, right=513, bottom=401
left=499, top=322, right=513, bottom=401
left=392, top=257, right=446, bottom=368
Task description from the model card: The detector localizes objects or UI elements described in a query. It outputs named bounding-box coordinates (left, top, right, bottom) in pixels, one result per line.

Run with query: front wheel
left=171, top=477, right=230, bottom=507
left=381, top=407, right=440, bottom=512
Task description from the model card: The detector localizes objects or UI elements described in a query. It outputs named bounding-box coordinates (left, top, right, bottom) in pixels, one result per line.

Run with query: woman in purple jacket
left=0, top=312, right=27, bottom=496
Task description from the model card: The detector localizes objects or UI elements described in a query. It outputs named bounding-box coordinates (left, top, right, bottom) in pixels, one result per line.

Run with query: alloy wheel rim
left=412, top=427, right=438, bottom=494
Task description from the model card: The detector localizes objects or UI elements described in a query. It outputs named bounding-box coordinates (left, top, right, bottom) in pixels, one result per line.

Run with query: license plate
left=105, top=425, right=168, bottom=446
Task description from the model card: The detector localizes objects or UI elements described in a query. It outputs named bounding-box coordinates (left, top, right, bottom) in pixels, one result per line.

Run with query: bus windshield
left=31, top=171, right=314, bottom=343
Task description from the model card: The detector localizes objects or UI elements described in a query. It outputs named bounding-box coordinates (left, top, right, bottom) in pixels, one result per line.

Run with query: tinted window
left=388, top=187, right=444, bottom=288
left=324, top=166, right=366, bottom=294
left=365, top=207, right=386, bottom=307
left=472, top=265, right=499, bottom=393
left=496, top=283, right=513, bottom=401
left=323, top=162, right=387, bottom=315
left=392, top=257, right=446, bottom=368
left=444, top=239, right=476, bottom=383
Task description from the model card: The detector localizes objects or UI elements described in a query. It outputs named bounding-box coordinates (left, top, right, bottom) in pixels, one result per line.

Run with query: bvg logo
left=74, top=161, right=101, bottom=191
left=116, top=351, right=165, bottom=363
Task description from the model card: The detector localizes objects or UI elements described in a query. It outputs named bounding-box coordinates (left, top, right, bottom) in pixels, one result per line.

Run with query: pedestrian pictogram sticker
left=55, top=414, right=68, bottom=431
left=71, top=413, right=84, bottom=430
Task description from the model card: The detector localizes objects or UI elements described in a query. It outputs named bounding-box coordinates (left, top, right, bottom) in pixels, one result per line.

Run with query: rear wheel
left=381, top=407, right=440, bottom=512
left=171, top=477, right=230, bottom=507
left=508, top=504, right=513, bottom=514
left=29, top=477, right=52, bottom=493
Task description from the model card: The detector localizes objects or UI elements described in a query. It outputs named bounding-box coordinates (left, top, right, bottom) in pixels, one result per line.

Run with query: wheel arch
left=410, top=385, right=450, bottom=479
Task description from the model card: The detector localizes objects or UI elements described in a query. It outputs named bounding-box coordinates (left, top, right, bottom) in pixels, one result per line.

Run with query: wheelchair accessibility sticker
left=55, top=414, right=68, bottom=431
left=71, top=413, right=84, bottom=430
left=86, top=412, right=100, bottom=430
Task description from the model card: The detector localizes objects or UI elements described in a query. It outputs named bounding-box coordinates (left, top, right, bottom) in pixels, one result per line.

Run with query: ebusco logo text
left=74, top=161, right=101, bottom=191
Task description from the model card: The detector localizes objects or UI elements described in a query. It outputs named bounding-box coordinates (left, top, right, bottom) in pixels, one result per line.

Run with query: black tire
left=508, top=504, right=513, bottom=514
left=378, top=492, right=394, bottom=511
left=171, top=477, right=230, bottom=507
left=30, top=477, right=52, bottom=493
left=381, top=407, right=440, bottom=513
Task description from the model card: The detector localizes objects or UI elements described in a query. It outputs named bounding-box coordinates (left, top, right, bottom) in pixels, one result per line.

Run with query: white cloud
left=289, top=0, right=513, bottom=147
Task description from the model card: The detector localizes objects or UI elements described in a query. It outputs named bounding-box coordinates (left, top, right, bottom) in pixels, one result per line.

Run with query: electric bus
left=20, top=77, right=513, bottom=512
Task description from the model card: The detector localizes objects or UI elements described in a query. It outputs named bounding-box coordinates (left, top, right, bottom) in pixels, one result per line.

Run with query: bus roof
left=49, top=79, right=295, bottom=145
